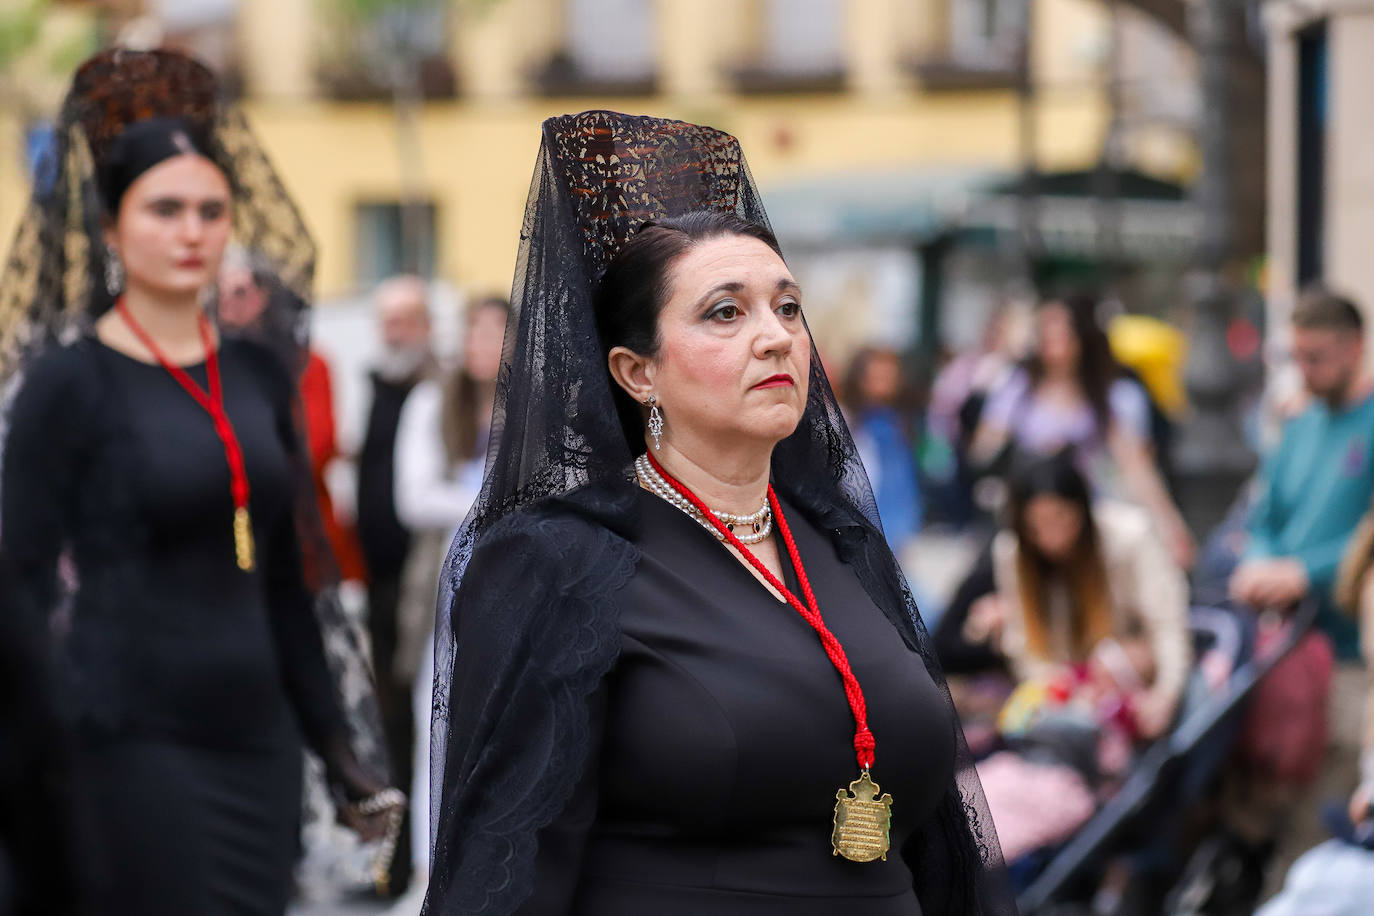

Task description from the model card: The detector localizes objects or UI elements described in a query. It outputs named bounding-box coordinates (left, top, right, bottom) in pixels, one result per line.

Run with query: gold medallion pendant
left=831, top=771, right=894, bottom=862
left=233, top=506, right=256, bottom=572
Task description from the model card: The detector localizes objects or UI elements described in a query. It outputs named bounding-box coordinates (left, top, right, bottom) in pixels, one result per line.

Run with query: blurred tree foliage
left=0, top=1, right=47, bottom=76
left=0, top=0, right=96, bottom=118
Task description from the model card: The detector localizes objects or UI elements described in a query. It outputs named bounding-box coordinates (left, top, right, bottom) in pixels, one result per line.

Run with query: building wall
left=0, top=0, right=1201, bottom=302
left=1267, top=0, right=1374, bottom=337
left=1325, top=9, right=1374, bottom=317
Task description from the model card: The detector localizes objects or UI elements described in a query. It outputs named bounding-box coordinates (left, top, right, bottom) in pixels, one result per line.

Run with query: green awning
left=763, top=166, right=1201, bottom=260
left=763, top=167, right=1005, bottom=245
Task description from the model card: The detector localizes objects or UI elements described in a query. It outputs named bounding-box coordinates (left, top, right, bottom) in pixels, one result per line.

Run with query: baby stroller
left=1010, top=596, right=1319, bottom=915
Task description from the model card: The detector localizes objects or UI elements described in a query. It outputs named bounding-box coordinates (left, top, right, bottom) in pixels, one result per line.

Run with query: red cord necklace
left=643, top=452, right=894, bottom=862
left=116, top=299, right=255, bottom=572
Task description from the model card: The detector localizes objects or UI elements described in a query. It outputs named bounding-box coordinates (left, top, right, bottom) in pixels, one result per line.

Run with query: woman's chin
left=133, top=278, right=210, bottom=301
left=736, top=407, right=805, bottom=445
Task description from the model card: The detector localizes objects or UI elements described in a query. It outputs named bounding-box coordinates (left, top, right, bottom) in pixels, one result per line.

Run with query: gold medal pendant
left=832, top=771, right=893, bottom=862
left=233, top=506, right=256, bottom=572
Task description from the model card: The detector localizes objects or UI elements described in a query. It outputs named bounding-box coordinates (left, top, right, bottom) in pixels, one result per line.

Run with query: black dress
left=356, top=369, right=423, bottom=887
left=1, top=337, right=346, bottom=915
left=517, top=487, right=957, bottom=914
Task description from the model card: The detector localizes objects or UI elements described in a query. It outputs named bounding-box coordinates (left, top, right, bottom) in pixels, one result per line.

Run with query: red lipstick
left=752, top=373, right=794, bottom=390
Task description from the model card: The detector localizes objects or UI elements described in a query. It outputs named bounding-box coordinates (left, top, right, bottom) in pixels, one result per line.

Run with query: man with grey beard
left=354, top=275, right=437, bottom=895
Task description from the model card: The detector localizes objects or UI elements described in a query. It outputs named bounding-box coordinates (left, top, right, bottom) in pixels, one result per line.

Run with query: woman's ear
left=101, top=219, right=118, bottom=256
left=607, top=346, right=655, bottom=403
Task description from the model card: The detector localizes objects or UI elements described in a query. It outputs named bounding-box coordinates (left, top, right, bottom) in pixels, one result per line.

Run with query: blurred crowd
left=824, top=284, right=1374, bottom=915
left=187, top=251, right=1374, bottom=915
left=214, top=264, right=512, bottom=906
left=1, top=21, right=1364, bottom=910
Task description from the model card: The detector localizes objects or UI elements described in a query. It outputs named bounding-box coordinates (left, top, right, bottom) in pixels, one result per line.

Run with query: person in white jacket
left=392, top=295, right=509, bottom=892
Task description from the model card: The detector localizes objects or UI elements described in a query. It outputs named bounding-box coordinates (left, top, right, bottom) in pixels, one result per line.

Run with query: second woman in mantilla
left=422, top=112, right=1016, bottom=915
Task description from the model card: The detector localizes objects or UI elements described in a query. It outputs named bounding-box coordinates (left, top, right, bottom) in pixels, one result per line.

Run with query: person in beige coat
left=1334, top=506, right=1374, bottom=826
left=966, top=451, right=1191, bottom=737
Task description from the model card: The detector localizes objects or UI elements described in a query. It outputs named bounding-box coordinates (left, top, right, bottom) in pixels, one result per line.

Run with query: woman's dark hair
left=842, top=346, right=921, bottom=439
left=441, top=295, right=511, bottom=465
left=1008, top=450, right=1094, bottom=546
left=96, top=116, right=218, bottom=216
left=1028, top=292, right=1122, bottom=436
left=1006, top=449, right=1111, bottom=661
left=593, top=210, right=784, bottom=452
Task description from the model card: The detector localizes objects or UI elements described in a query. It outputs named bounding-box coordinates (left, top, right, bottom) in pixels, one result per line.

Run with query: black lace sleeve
left=424, top=506, right=637, bottom=916
left=513, top=683, right=607, bottom=915
left=262, top=488, right=348, bottom=754
left=0, top=346, right=97, bottom=622
left=241, top=341, right=349, bottom=755
left=0, top=550, right=93, bottom=913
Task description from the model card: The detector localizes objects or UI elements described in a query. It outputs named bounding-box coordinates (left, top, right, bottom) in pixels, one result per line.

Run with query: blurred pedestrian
left=424, top=112, right=1017, bottom=914
left=1234, top=285, right=1374, bottom=887
left=0, top=49, right=397, bottom=914
left=389, top=293, right=508, bottom=895
left=927, top=300, right=1022, bottom=450
left=1336, top=507, right=1374, bottom=860
left=1108, top=312, right=1189, bottom=491
left=843, top=346, right=923, bottom=552
left=971, top=293, right=1195, bottom=568
left=218, top=249, right=367, bottom=585
left=354, top=274, right=436, bottom=892
left=930, top=542, right=1014, bottom=757
left=972, top=450, right=1191, bottom=740
left=967, top=451, right=1190, bottom=905
left=1231, top=287, right=1374, bottom=654
left=1256, top=840, right=1374, bottom=916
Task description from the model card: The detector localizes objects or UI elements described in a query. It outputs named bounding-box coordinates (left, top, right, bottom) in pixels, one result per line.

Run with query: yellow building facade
left=1266, top=0, right=1374, bottom=330
left=0, top=0, right=1196, bottom=301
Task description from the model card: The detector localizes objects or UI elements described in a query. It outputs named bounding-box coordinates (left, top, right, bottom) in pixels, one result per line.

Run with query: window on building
left=154, top=0, right=245, bottom=95
left=354, top=201, right=438, bottom=289
left=912, top=0, right=1026, bottom=90
left=1118, top=9, right=1198, bottom=127
left=735, top=0, right=847, bottom=92
left=1296, top=22, right=1328, bottom=286
left=319, top=1, right=456, bottom=100
left=536, top=0, right=657, bottom=94
left=951, top=0, right=1025, bottom=68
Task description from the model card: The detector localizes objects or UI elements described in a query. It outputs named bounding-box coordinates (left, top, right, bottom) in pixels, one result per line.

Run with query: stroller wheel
left=1164, top=832, right=1270, bottom=916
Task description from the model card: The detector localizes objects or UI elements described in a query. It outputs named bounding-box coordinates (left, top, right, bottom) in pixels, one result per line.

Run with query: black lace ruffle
left=426, top=485, right=638, bottom=914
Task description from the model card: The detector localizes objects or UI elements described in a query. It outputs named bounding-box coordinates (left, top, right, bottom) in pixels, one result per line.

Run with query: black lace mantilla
left=422, top=111, right=1016, bottom=915
left=550, top=111, right=745, bottom=280
left=0, top=49, right=388, bottom=783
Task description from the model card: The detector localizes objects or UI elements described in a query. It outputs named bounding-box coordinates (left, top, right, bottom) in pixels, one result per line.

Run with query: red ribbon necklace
left=644, top=452, right=894, bottom=862
left=116, top=299, right=255, bottom=571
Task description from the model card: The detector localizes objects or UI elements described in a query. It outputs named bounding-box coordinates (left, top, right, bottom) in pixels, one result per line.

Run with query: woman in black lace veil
left=423, top=111, right=1016, bottom=915
left=0, top=49, right=398, bottom=911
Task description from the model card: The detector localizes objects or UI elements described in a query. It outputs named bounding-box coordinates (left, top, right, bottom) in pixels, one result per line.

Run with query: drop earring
left=104, top=246, right=124, bottom=297
left=647, top=395, right=663, bottom=451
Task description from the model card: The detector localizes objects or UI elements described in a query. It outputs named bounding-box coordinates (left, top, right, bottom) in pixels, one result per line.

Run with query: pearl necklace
left=634, top=453, right=773, bottom=545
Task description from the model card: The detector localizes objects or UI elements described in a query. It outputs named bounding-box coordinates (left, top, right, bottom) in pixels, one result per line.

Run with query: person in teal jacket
left=1232, top=287, right=1374, bottom=659
left=1229, top=285, right=1374, bottom=890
